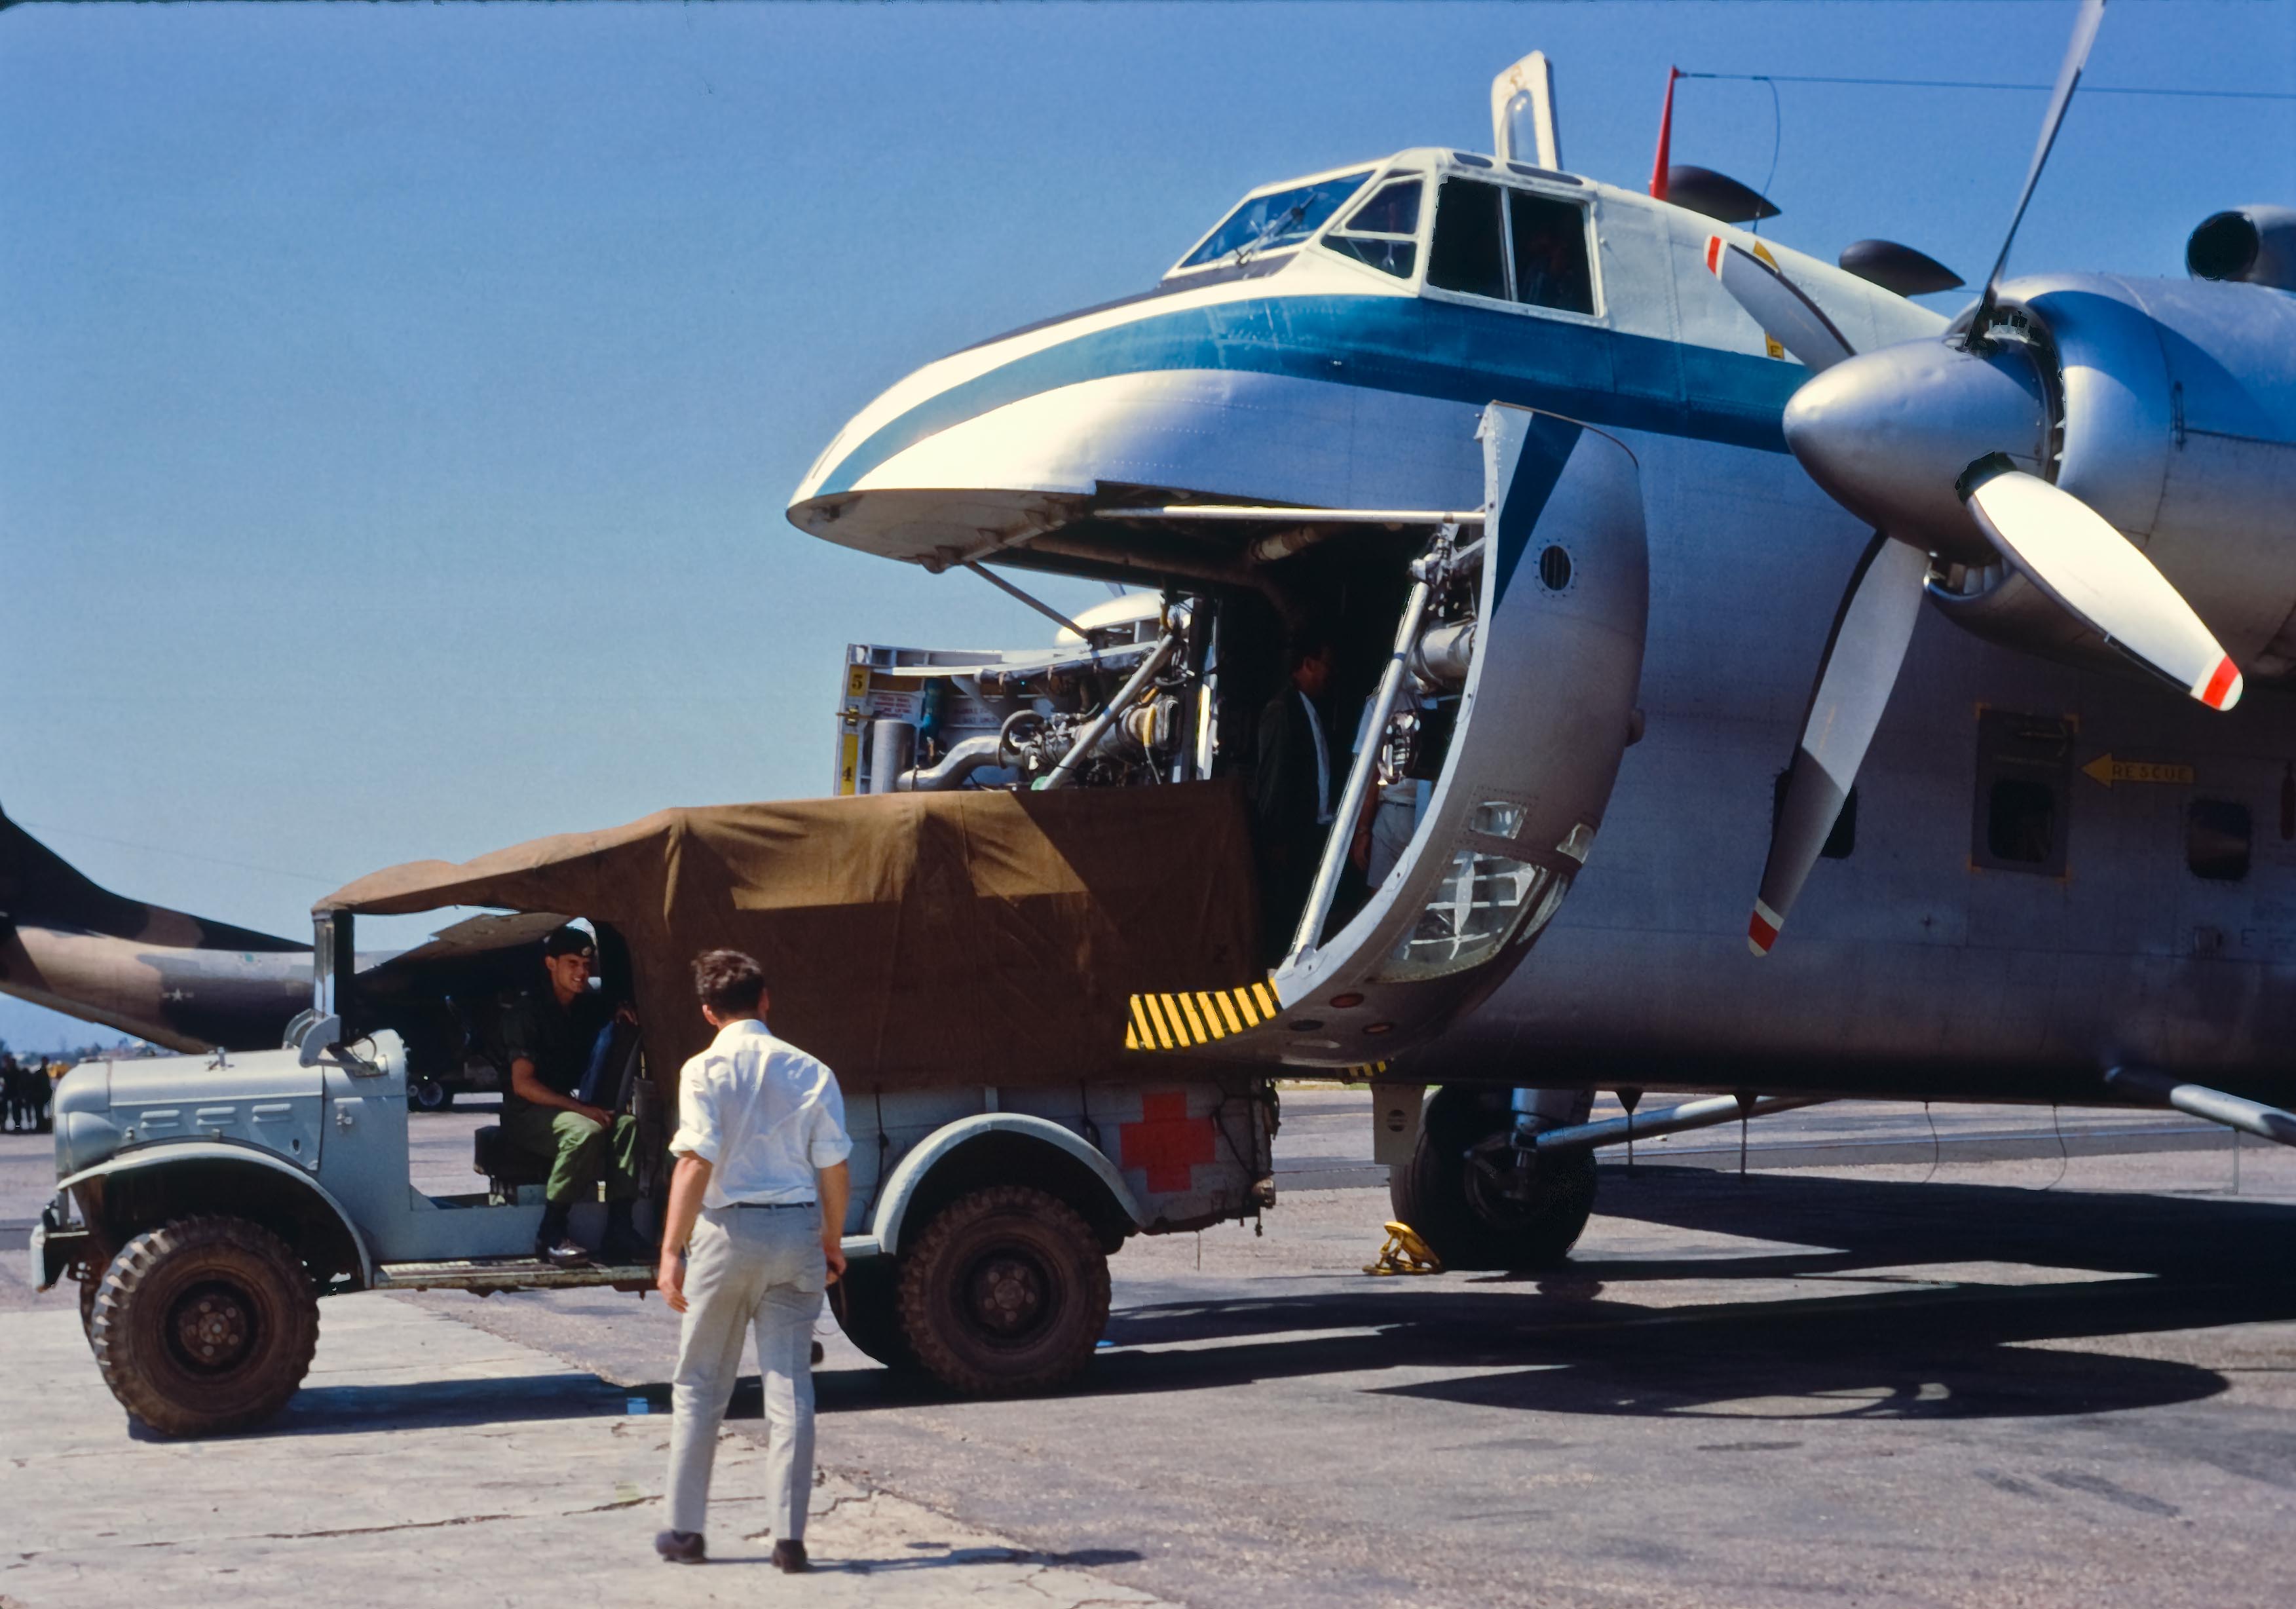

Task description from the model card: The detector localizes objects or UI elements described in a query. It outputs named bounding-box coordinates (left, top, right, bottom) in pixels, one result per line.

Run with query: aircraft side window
left=1508, top=191, right=1595, bottom=315
left=1970, top=711, right=2072, bottom=877
left=1327, top=176, right=1425, bottom=279
left=2187, top=799, right=2251, bottom=882
left=1986, top=780, right=2058, bottom=865
left=1344, top=177, right=1421, bottom=237
left=1330, top=237, right=1418, bottom=277
left=1427, top=177, right=1509, bottom=300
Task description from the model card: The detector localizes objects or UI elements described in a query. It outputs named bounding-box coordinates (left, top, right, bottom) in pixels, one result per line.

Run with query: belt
left=728, top=1200, right=816, bottom=1209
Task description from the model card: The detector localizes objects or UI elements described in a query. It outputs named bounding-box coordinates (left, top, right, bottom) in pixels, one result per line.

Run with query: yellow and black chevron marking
left=1123, top=985, right=1397, bottom=1078
left=1125, top=979, right=1281, bottom=1051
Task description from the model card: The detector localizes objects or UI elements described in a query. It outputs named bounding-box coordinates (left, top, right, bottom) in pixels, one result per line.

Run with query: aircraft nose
left=1782, top=339, right=2051, bottom=558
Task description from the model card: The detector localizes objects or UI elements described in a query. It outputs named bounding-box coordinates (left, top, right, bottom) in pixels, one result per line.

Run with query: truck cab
left=34, top=852, right=1275, bottom=1435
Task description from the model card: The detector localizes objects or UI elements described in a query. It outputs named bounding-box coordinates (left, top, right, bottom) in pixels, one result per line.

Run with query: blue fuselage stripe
left=1495, top=416, right=1583, bottom=601
left=817, top=293, right=1805, bottom=497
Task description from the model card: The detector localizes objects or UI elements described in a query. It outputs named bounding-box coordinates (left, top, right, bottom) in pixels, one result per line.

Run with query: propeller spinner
left=1709, top=0, right=2242, bottom=958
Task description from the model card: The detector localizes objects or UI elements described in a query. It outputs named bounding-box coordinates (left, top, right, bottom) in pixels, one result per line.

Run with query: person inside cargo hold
left=1253, top=630, right=1344, bottom=960
left=501, top=924, right=648, bottom=1266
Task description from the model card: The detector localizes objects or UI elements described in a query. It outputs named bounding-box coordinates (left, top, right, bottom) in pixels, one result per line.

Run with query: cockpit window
left=1342, top=177, right=1421, bottom=237
left=1427, top=178, right=1509, bottom=300
left=1509, top=191, right=1594, bottom=314
left=1325, top=175, right=1424, bottom=279
left=1177, top=170, right=1374, bottom=271
left=1427, top=175, right=1595, bottom=314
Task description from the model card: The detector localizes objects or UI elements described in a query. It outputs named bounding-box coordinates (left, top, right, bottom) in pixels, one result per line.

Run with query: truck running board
left=373, top=1255, right=655, bottom=1295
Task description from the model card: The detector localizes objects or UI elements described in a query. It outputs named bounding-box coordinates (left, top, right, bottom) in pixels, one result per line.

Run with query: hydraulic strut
left=2104, top=1067, right=2296, bottom=1148
left=1526, top=1093, right=1832, bottom=1154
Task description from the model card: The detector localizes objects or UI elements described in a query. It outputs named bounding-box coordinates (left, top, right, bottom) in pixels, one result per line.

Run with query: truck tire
left=895, top=1185, right=1108, bottom=1395
left=829, top=1256, right=918, bottom=1372
left=1391, top=1086, right=1598, bottom=1272
left=78, top=1266, right=100, bottom=1342
left=89, top=1216, right=320, bottom=1437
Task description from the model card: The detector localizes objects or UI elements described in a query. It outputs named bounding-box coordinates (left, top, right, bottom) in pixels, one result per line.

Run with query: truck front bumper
left=30, top=1197, right=91, bottom=1293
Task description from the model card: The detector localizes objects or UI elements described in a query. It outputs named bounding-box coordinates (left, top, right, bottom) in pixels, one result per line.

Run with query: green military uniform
left=500, top=989, right=641, bottom=1206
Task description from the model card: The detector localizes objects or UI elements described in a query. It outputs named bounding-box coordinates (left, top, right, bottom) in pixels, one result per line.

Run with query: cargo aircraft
left=791, top=0, right=2296, bottom=1264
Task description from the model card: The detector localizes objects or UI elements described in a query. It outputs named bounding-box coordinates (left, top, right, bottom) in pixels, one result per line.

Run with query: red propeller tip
left=2199, top=656, right=2244, bottom=711
left=1704, top=236, right=1723, bottom=276
left=1746, top=906, right=1779, bottom=956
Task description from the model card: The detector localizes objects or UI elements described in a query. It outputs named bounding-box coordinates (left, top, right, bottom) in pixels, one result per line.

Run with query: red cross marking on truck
left=1119, top=1091, right=1217, bottom=1194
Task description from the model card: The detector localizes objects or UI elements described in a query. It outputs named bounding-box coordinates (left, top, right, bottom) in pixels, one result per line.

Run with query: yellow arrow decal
left=2081, top=753, right=2195, bottom=788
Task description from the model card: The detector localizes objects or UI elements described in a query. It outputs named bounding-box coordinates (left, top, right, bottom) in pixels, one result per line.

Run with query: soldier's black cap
left=540, top=925, right=595, bottom=959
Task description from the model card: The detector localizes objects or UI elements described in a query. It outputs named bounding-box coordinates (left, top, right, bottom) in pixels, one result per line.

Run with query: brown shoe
left=771, top=1539, right=809, bottom=1573
left=654, top=1529, right=706, bottom=1564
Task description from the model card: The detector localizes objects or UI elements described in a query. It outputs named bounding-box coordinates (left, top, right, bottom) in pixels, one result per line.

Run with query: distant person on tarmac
left=1, top=1051, right=20, bottom=1131
left=654, top=948, right=851, bottom=1572
left=500, top=926, right=646, bottom=1268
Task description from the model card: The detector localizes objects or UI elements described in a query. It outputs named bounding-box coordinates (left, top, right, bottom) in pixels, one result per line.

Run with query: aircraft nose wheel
left=1391, top=1086, right=1598, bottom=1270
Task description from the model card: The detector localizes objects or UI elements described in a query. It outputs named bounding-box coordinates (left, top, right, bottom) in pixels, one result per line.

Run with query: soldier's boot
left=536, top=1200, right=589, bottom=1268
left=599, top=1202, right=650, bottom=1266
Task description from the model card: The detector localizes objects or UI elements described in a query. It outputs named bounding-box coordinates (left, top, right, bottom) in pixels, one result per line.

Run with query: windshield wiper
left=1219, top=200, right=1310, bottom=269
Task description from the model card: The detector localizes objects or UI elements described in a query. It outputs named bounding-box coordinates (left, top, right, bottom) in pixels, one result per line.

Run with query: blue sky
left=1, top=1, right=2289, bottom=1049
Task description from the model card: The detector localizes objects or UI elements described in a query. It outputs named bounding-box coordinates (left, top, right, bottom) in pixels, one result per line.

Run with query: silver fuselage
left=791, top=150, right=2296, bottom=1105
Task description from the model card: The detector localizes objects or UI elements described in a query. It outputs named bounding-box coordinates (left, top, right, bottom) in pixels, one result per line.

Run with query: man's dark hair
left=692, top=949, right=767, bottom=1016
left=540, top=925, right=595, bottom=960
left=1286, top=630, right=1334, bottom=672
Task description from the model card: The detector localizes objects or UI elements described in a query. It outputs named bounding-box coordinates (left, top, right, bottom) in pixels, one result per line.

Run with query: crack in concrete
left=67, top=1510, right=530, bottom=1551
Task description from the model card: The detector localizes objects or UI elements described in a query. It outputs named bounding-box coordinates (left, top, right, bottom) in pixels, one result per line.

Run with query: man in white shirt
left=654, top=949, right=852, bottom=1572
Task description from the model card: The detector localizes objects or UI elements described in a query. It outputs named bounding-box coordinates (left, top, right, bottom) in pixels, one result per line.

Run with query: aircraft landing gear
left=1390, top=1086, right=1597, bottom=1270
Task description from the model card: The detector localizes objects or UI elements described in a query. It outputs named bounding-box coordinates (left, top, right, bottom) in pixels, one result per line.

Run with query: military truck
left=31, top=786, right=1278, bottom=1437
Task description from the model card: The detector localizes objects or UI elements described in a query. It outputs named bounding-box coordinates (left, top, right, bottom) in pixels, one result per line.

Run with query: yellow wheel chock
left=1363, top=1221, right=1443, bottom=1276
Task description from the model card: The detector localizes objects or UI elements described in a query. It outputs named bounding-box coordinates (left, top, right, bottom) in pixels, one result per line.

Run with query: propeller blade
left=1750, top=535, right=1930, bottom=955
left=1976, top=0, right=2107, bottom=322
left=1959, top=457, right=2242, bottom=710
left=1704, top=237, right=1856, bottom=373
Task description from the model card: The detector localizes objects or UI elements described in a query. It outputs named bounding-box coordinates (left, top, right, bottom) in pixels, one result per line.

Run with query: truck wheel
left=408, top=1078, right=454, bottom=1112
left=829, top=1256, right=918, bottom=1372
left=1391, top=1086, right=1598, bottom=1272
left=895, top=1186, right=1108, bottom=1395
left=79, top=1265, right=100, bottom=1342
left=89, top=1216, right=319, bottom=1437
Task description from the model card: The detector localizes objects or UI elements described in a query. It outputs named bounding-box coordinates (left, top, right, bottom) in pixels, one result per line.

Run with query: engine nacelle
left=2188, top=206, right=2296, bottom=293
left=1928, top=271, right=2296, bottom=683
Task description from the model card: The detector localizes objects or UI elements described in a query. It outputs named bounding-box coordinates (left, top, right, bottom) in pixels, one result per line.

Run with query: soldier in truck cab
left=500, top=925, right=648, bottom=1267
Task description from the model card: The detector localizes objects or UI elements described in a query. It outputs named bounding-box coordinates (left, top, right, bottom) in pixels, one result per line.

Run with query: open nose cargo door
left=1128, top=403, right=1649, bottom=1069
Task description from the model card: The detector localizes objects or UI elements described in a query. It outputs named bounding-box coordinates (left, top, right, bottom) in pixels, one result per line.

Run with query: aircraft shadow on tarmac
left=808, top=1165, right=2296, bottom=1424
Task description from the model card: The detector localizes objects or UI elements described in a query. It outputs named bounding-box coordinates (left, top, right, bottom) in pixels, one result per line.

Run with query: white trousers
left=664, top=1203, right=825, bottom=1539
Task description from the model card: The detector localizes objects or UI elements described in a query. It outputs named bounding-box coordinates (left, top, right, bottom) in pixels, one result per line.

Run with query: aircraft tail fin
left=0, top=802, right=305, bottom=952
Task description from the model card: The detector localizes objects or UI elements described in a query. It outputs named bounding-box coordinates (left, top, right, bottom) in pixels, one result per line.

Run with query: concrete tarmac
left=7, top=1089, right=2296, bottom=1608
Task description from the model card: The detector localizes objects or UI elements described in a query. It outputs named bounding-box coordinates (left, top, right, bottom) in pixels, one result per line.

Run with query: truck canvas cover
left=320, top=783, right=1259, bottom=1091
